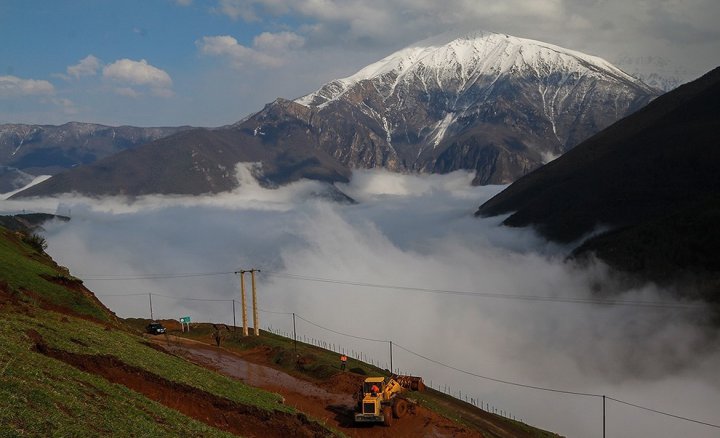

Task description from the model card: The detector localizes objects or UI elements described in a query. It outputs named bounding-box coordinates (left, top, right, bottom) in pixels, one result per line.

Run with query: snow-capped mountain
left=14, top=31, right=661, bottom=198
left=295, top=30, right=660, bottom=184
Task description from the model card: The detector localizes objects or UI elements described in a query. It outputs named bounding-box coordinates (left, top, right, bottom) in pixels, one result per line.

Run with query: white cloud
left=114, top=87, right=142, bottom=98
left=103, top=59, right=173, bottom=98
left=103, top=59, right=172, bottom=88
left=253, top=31, right=305, bottom=52
left=3, top=170, right=719, bottom=437
left=216, top=0, right=260, bottom=21
left=67, top=55, right=102, bottom=79
left=175, top=0, right=193, bottom=5
left=0, top=75, right=55, bottom=97
left=198, top=32, right=305, bottom=68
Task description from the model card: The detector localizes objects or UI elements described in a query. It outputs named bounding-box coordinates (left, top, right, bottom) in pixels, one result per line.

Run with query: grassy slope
left=0, top=227, right=112, bottom=323
left=0, top=225, right=336, bottom=437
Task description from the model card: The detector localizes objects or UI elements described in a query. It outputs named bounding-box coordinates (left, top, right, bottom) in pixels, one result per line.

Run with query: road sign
left=180, top=316, right=191, bottom=323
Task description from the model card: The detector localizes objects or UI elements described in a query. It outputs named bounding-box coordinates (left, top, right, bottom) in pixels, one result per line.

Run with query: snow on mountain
left=293, top=30, right=659, bottom=184
left=297, top=31, right=651, bottom=108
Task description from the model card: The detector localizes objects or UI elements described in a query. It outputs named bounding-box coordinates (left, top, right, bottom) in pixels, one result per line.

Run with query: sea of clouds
left=2, top=168, right=718, bottom=438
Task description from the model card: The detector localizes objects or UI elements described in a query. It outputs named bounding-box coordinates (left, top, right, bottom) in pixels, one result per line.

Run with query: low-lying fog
left=3, top=168, right=719, bottom=437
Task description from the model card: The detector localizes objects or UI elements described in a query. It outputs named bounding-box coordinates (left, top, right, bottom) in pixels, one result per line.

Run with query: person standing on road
left=212, top=325, right=223, bottom=347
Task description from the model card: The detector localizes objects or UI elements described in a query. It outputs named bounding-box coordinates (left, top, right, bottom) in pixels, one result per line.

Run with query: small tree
left=22, top=233, right=48, bottom=253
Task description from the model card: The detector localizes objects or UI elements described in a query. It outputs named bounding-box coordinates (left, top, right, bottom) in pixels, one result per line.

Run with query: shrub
left=22, top=233, right=48, bottom=253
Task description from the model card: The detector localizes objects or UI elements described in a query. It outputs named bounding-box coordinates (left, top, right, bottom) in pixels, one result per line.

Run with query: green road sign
left=180, top=316, right=191, bottom=323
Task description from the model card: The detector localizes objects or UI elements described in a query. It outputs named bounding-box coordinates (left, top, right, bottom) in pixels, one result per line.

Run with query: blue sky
left=1, top=0, right=718, bottom=127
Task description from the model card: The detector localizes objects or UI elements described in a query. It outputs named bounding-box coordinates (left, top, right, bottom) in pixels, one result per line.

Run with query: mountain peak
left=297, top=30, right=652, bottom=108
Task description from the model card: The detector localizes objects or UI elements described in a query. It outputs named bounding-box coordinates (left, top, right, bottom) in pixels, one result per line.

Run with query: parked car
left=146, top=322, right=166, bottom=335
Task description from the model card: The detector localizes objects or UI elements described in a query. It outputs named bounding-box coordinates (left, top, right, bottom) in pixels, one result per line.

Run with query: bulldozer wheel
left=393, top=398, right=408, bottom=418
left=383, top=406, right=393, bottom=427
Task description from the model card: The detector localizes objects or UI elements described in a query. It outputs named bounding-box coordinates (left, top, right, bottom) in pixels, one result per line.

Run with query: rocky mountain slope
left=295, top=30, right=659, bottom=184
left=13, top=30, right=659, bottom=197
left=476, top=66, right=720, bottom=299
left=0, top=122, right=190, bottom=191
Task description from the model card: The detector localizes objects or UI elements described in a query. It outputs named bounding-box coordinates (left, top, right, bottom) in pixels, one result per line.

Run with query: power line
left=392, top=341, right=600, bottom=398
left=96, top=292, right=148, bottom=297
left=606, top=396, right=720, bottom=429
left=81, top=269, right=704, bottom=310
left=81, top=271, right=235, bottom=281
left=294, top=313, right=389, bottom=343
left=97, top=291, right=233, bottom=302
left=258, top=308, right=293, bottom=315
left=265, top=272, right=705, bottom=310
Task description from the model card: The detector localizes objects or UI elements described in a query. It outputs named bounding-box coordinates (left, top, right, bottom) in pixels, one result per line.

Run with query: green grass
left=0, top=228, right=110, bottom=322
left=0, top=312, right=240, bottom=437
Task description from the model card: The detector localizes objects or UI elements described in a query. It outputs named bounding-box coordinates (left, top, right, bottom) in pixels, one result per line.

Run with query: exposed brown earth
left=154, top=335, right=485, bottom=437
left=29, top=330, right=333, bottom=438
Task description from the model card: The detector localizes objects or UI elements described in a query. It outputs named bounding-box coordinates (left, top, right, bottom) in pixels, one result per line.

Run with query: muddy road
left=154, top=336, right=481, bottom=438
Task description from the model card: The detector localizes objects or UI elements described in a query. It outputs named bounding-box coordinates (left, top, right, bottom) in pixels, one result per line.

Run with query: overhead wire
left=264, top=271, right=705, bottom=310
left=82, top=269, right=706, bottom=310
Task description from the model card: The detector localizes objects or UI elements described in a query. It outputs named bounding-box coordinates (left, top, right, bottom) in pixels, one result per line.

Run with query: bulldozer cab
left=363, top=377, right=385, bottom=394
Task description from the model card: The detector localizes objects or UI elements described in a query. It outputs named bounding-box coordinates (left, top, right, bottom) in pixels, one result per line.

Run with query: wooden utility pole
left=236, top=270, right=248, bottom=336
left=250, top=269, right=260, bottom=336
left=149, top=293, right=154, bottom=321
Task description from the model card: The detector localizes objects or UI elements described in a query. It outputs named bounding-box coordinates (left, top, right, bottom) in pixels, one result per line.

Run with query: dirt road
left=154, top=336, right=481, bottom=438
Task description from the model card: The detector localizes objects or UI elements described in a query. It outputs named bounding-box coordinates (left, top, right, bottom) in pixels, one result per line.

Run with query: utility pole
left=249, top=269, right=260, bottom=336
left=603, top=395, right=606, bottom=438
left=235, top=270, right=249, bottom=336
left=149, top=293, right=154, bottom=321
left=389, top=341, right=393, bottom=374
left=232, top=299, right=236, bottom=331
left=292, top=312, right=297, bottom=352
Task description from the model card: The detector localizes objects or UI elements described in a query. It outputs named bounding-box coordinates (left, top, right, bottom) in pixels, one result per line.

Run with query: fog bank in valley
left=3, top=169, right=718, bottom=438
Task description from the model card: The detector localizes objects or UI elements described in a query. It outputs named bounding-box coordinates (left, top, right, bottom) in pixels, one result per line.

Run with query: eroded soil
left=155, top=336, right=482, bottom=438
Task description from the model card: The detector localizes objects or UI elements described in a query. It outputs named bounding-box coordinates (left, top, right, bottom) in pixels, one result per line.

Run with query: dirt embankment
left=28, top=330, right=332, bottom=438
left=156, top=336, right=482, bottom=438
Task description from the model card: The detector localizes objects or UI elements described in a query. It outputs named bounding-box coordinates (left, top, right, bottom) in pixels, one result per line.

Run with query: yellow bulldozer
left=354, top=375, right=424, bottom=426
